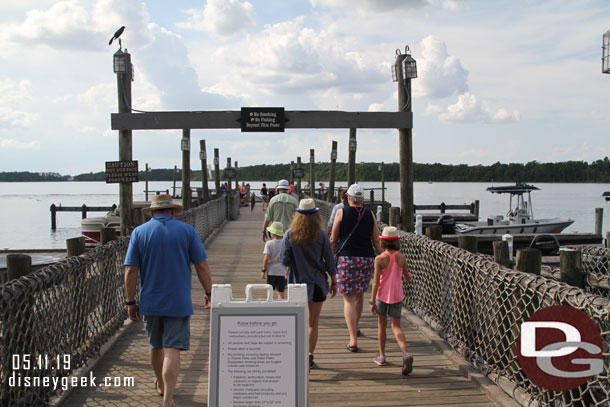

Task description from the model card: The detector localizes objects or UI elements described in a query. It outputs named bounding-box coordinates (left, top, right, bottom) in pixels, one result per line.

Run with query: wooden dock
left=59, top=207, right=510, bottom=407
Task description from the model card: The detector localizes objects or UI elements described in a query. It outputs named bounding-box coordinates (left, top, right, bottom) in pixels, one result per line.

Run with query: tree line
left=1, top=157, right=609, bottom=182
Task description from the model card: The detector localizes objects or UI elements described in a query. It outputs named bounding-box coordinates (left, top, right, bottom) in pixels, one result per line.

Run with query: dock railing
left=401, top=234, right=609, bottom=407
left=0, top=194, right=236, bottom=406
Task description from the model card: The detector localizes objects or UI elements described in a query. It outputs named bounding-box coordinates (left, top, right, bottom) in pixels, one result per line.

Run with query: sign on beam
left=292, top=168, right=305, bottom=179
left=241, top=107, right=285, bottom=132
left=225, top=168, right=236, bottom=179
left=105, top=160, right=138, bottom=183
left=111, top=111, right=412, bottom=130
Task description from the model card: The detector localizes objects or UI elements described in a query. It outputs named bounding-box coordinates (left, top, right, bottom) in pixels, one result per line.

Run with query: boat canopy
left=602, top=191, right=610, bottom=197
left=486, top=183, right=540, bottom=195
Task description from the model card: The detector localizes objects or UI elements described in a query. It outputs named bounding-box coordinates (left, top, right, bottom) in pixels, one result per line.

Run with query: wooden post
left=296, top=156, right=302, bottom=195
left=235, top=161, right=239, bottom=189
left=380, top=162, right=385, bottom=205
left=594, top=208, right=603, bottom=235
left=370, top=190, right=375, bottom=212
left=6, top=254, right=32, bottom=281
left=100, top=227, right=116, bottom=245
left=493, top=241, right=511, bottom=267
left=116, top=49, right=133, bottom=237
left=226, top=157, right=232, bottom=192
left=309, top=149, right=315, bottom=198
left=515, top=248, right=541, bottom=275
left=606, top=231, right=610, bottom=249
left=181, top=129, right=191, bottom=210
left=458, top=235, right=478, bottom=253
left=425, top=225, right=442, bottom=241
left=214, top=148, right=220, bottom=197
left=81, top=204, right=87, bottom=219
left=290, top=160, right=295, bottom=184
left=328, top=141, right=337, bottom=202
left=173, top=165, right=177, bottom=198
left=348, top=128, right=357, bottom=186
left=389, top=207, right=401, bottom=227
left=396, top=52, right=414, bottom=233
left=145, top=163, right=149, bottom=201
left=474, top=200, right=480, bottom=217
left=560, top=249, right=584, bottom=288
left=50, top=204, right=57, bottom=229
left=66, top=236, right=86, bottom=257
left=200, top=140, right=210, bottom=202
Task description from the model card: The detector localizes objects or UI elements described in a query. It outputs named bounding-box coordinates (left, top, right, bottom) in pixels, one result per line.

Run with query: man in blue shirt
left=124, top=194, right=212, bottom=407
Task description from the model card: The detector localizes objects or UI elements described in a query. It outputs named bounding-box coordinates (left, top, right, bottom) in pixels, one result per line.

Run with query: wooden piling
left=7, top=254, right=32, bottom=281
left=493, top=240, right=511, bottom=267
left=67, top=236, right=86, bottom=257
left=594, top=208, right=603, bottom=235
left=117, top=50, right=133, bottom=237
left=425, top=225, right=442, bottom=241
left=515, top=248, right=541, bottom=275
left=348, top=128, right=356, bottom=186
left=309, top=149, right=315, bottom=198
left=606, top=231, right=610, bottom=249
left=182, top=129, right=191, bottom=210
left=214, top=148, right=220, bottom=197
left=101, top=228, right=116, bottom=245
left=296, top=156, right=302, bottom=195
left=328, top=141, right=337, bottom=202
left=370, top=190, right=375, bottom=212
left=173, top=165, right=178, bottom=198
left=235, top=161, right=239, bottom=189
left=389, top=207, right=401, bottom=227
left=51, top=204, right=57, bottom=229
left=81, top=204, right=87, bottom=219
left=458, top=235, right=478, bottom=253
left=200, top=140, right=210, bottom=202
left=560, top=249, right=584, bottom=288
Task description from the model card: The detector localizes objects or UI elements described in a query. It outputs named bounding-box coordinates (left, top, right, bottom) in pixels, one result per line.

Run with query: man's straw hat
left=142, top=194, right=183, bottom=216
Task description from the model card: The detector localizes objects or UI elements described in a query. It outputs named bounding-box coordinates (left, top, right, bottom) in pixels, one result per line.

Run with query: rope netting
left=0, top=195, right=234, bottom=406
left=401, top=234, right=610, bottom=407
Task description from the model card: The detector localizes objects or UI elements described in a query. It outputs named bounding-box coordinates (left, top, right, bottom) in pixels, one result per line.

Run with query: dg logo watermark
left=517, top=305, right=603, bottom=391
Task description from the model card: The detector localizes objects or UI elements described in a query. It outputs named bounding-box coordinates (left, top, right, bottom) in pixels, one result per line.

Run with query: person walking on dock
left=262, top=221, right=288, bottom=299
left=262, top=179, right=298, bottom=241
left=370, top=226, right=414, bottom=375
left=281, top=198, right=337, bottom=370
left=330, top=184, right=381, bottom=352
left=123, top=194, right=213, bottom=407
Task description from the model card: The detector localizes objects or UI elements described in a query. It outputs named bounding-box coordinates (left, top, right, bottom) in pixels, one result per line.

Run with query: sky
left=1, top=0, right=609, bottom=175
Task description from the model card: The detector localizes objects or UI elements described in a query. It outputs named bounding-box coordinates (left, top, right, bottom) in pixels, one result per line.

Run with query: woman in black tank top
left=330, top=184, right=381, bottom=351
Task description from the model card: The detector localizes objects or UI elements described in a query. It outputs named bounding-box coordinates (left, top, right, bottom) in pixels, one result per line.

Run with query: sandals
left=402, top=353, right=414, bottom=375
left=346, top=344, right=358, bottom=352
left=373, top=355, right=387, bottom=366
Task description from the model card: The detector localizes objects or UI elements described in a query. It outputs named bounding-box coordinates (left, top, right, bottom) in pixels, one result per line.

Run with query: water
left=1, top=181, right=608, bottom=249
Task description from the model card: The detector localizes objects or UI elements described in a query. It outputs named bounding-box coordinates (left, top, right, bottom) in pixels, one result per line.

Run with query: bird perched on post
left=109, top=26, right=125, bottom=46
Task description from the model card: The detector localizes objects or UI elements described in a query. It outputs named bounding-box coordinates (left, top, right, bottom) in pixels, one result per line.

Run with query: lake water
left=1, top=181, right=608, bottom=250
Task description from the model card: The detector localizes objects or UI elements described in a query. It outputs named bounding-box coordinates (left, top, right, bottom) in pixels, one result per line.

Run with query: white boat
left=81, top=211, right=120, bottom=245
left=455, top=183, right=574, bottom=235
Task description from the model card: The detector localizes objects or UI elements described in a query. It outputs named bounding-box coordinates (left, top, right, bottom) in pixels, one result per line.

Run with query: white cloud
left=199, top=17, right=386, bottom=108
left=413, top=35, right=468, bottom=99
left=177, top=0, right=255, bottom=37
left=368, top=103, right=384, bottom=112
left=437, top=92, right=520, bottom=124
left=0, top=78, right=38, bottom=127
left=0, top=138, right=40, bottom=149
left=310, top=0, right=431, bottom=12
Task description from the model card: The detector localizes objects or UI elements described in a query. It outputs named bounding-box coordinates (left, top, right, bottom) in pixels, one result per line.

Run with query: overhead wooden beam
left=111, top=111, right=412, bottom=130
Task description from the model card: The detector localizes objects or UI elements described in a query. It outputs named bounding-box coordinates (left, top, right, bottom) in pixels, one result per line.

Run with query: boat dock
left=57, top=207, right=507, bottom=407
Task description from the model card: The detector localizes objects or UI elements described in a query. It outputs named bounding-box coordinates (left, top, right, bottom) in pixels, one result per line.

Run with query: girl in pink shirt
left=369, top=226, right=413, bottom=374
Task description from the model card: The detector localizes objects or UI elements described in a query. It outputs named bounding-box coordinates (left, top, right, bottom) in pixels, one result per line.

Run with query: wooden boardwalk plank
left=60, top=206, right=500, bottom=407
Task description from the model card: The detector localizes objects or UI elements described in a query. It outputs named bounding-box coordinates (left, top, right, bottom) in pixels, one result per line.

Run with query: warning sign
left=105, top=160, right=138, bottom=183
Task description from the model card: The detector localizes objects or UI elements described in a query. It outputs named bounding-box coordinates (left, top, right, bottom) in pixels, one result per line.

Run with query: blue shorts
left=375, top=300, right=403, bottom=319
left=144, top=316, right=190, bottom=350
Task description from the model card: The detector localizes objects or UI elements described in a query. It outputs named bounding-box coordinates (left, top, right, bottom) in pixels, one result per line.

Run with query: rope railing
left=401, top=234, right=610, bottom=407
left=0, top=195, right=234, bottom=406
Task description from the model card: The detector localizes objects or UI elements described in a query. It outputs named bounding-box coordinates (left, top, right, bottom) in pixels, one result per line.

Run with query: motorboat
left=603, top=191, right=610, bottom=201
left=81, top=209, right=120, bottom=246
left=455, top=183, right=574, bottom=235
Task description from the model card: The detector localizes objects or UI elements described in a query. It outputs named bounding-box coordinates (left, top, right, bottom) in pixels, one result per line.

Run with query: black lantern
left=403, top=46, right=417, bottom=79
left=392, top=46, right=417, bottom=81
left=113, top=49, right=128, bottom=74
